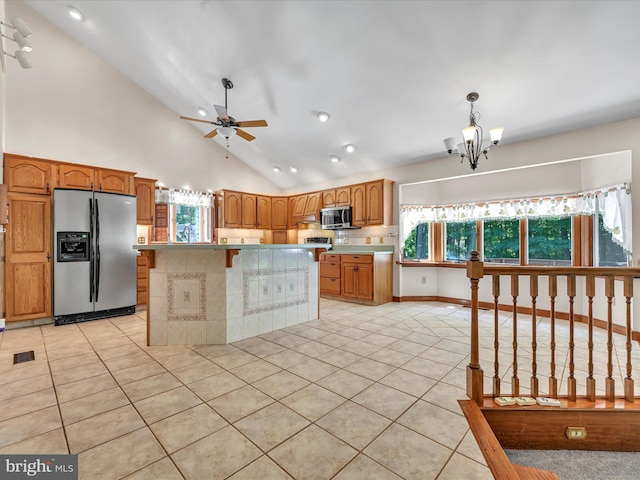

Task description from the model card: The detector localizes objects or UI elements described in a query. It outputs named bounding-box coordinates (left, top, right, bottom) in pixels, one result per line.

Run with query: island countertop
left=134, top=243, right=331, bottom=250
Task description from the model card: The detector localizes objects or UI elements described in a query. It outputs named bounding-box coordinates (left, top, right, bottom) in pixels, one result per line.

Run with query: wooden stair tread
left=513, top=464, right=560, bottom=480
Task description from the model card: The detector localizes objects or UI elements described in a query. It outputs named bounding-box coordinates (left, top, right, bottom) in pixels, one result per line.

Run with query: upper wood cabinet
left=351, top=179, right=393, bottom=227
left=322, top=190, right=336, bottom=208
left=291, top=195, right=307, bottom=217
left=222, top=190, right=242, bottom=228
left=58, top=164, right=95, bottom=190
left=323, top=187, right=350, bottom=208
left=134, top=177, right=156, bottom=225
left=256, top=195, right=272, bottom=229
left=351, top=183, right=367, bottom=226
left=4, top=155, right=55, bottom=195
left=304, top=192, right=321, bottom=218
left=241, top=194, right=257, bottom=228
left=96, top=168, right=134, bottom=195
left=5, top=192, right=52, bottom=321
left=271, top=197, right=288, bottom=230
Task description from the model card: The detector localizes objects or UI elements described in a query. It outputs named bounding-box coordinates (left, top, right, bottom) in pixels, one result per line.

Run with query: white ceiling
left=24, top=0, right=640, bottom=190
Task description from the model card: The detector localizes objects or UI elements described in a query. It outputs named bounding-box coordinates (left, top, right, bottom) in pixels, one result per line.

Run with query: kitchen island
left=134, top=244, right=328, bottom=345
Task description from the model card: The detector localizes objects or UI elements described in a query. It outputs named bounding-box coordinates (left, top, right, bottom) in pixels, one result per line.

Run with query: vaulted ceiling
left=25, top=0, right=640, bottom=189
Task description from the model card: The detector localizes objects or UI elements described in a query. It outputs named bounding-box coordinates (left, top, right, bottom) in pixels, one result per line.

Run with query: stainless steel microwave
left=321, top=205, right=355, bottom=230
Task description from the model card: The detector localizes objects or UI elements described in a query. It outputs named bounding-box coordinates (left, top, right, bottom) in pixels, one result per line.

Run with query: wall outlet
left=379, top=237, right=384, bottom=244
left=421, top=276, right=427, bottom=284
left=366, top=237, right=371, bottom=244
left=565, top=427, right=587, bottom=440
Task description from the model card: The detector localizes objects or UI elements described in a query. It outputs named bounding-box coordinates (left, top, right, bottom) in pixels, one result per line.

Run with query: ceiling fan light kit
left=444, top=92, right=504, bottom=171
left=0, top=16, right=34, bottom=72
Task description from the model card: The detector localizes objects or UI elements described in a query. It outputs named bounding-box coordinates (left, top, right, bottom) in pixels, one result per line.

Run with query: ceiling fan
left=180, top=78, right=268, bottom=142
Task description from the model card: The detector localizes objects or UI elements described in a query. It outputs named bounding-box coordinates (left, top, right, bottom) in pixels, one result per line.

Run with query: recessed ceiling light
left=330, top=155, right=340, bottom=163
left=68, top=5, right=85, bottom=22
left=198, top=107, right=208, bottom=117
left=183, top=185, right=190, bottom=190
left=289, top=165, right=298, bottom=173
left=273, top=166, right=281, bottom=172
left=157, top=182, right=164, bottom=187
left=207, top=189, right=213, bottom=193
left=317, top=112, right=330, bottom=122
left=345, top=144, right=356, bottom=153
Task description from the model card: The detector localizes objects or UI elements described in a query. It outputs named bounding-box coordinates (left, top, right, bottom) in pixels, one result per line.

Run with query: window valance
left=400, top=183, right=631, bottom=253
left=155, top=188, right=214, bottom=208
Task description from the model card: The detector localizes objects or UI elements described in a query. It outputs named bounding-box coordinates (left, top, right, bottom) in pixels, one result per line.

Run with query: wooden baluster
left=511, top=275, right=519, bottom=397
left=586, top=276, right=596, bottom=402
left=567, top=275, right=576, bottom=402
left=624, top=276, right=634, bottom=403
left=493, top=275, right=501, bottom=397
left=530, top=275, right=539, bottom=398
left=548, top=275, right=558, bottom=398
left=466, top=251, right=485, bottom=405
left=605, top=275, right=616, bottom=402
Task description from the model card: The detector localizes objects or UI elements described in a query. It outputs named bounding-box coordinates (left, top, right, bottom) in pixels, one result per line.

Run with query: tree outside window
left=403, top=223, right=429, bottom=260
left=446, top=221, right=476, bottom=261
left=484, top=219, right=519, bottom=263
left=176, top=205, right=201, bottom=243
left=528, top=217, right=571, bottom=265
left=597, top=214, right=629, bottom=266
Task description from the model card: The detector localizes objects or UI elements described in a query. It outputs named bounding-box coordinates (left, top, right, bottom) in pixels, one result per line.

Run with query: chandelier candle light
left=443, top=92, right=504, bottom=171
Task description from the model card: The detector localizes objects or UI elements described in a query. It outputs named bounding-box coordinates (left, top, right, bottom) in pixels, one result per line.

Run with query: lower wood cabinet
left=319, top=252, right=392, bottom=305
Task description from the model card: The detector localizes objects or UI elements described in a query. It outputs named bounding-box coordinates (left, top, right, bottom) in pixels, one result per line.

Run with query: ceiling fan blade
left=235, top=120, right=268, bottom=128
left=180, top=116, right=217, bottom=125
left=235, top=128, right=256, bottom=142
left=204, top=128, right=219, bottom=138
left=214, top=105, right=230, bottom=122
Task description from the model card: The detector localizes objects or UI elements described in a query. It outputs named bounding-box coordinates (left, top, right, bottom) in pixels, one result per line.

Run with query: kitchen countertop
left=133, top=243, right=331, bottom=250
left=327, top=245, right=394, bottom=254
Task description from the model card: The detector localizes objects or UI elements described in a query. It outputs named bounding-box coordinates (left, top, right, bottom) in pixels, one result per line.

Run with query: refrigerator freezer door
left=53, top=189, right=93, bottom=316
left=93, top=192, right=137, bottom=312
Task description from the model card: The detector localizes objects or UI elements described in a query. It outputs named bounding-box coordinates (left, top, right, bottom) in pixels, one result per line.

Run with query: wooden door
left=341, top=264, right=358, bottom=299
left=241, top=194, right=257, bottom=228
left=292, top=195, right=308, bottom=217
left=58, top=164, right=95, bottom=190
left=304, top=192, right=321, bottom=218
left=256, top=195, right=272, bottom=229
left=271, top=197, right=288, bottom=230
left=5, top=193, right=52, bottom=321
left=4, top=156, right=54, bottom=195
left=335, top=187, right=351, bottom=206
left=366, top=180, right=384, bottom=225
left=322, top=190, right=336, bottom=208
left=223, top=190, right=242, bottom=228
left=350, top=184, right=367, bottom=226
left=355, top=264, right=374, bottom=300
left=96, top=169, right=133, bottom=194
left=134, top=177, right=156, bottom=225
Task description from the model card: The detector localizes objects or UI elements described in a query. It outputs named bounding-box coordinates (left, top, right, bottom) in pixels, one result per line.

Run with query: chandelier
left=443, top=92, right=504, bottom=171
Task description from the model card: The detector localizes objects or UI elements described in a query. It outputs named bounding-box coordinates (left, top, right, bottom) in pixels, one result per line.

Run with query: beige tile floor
left=0, top=298, right=633, bottom=479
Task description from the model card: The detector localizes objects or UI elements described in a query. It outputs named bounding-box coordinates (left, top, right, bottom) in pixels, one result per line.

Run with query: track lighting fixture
left=0, top=16, right=34, bottom=72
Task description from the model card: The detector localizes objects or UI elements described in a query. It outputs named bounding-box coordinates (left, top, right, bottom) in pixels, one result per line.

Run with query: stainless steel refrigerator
left=53, top=189, right=137, bottom=325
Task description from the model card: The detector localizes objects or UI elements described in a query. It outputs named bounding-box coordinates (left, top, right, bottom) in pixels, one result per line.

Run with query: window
left=596, top=214, right=629, bottom=266
left=403, top=223, right=429, bottom=260
left=446, top=221, right=476, bottom=261
left=170, top=204, right=212, bottom=243
left=484, top=219, right=519, bottom=263
left=528, top=217, right=572, bottom=266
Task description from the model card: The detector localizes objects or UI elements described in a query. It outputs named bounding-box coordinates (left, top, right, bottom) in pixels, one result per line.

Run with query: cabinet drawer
left=320, top=277, right=341, bottom=295
left=321, top=254, right=341, bottom=262
left=341, top=254, right=373, bottom=264
left=320, top=262, right=341, bottom=278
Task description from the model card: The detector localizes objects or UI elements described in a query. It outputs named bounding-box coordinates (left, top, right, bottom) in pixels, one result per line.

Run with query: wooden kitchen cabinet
left=134, top=177, right=156, bottom=225
left=319, top=253, right=341, bottom=296
left=137, top=255, right=148, bottom=305
left=96, top=168, right=134, bottom=195
left=58, top=164, right=95, bottom=190
left=221, top=190, right=242, bottom=228
left=321, top=252, right=392, bottom=305
left=3, top=155, right=55, bottom=195
left=241, top=193, right=257, bottom=228
left=271, top=196, right=288, bottom=230
left=5, top=192, right=52, bottom=322
left=303, top=191, right=321, bottom=218
left=341, top=254, right=373, bottom=301
left=351, top=179, right=393, bottom=227
left=256, top=195, right=272, bottom=229
left=323, top=187, right=351, bottom=207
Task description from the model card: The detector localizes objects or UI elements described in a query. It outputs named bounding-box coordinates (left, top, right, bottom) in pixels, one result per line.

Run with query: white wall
left=2, top=0, right=279, bottom=194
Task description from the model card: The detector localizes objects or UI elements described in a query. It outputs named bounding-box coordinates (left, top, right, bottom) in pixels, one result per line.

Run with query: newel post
left=466, top=251, right=484, bottom=405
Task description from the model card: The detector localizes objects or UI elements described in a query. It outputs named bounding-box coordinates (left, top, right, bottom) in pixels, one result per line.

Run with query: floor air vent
left=13, top=350, right=35, bottom=364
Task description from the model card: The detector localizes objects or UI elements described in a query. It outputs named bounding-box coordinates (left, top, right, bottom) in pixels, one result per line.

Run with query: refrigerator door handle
left=95, top=198, right=101, bottom=302
left=89, top=198, right=95, bottom=303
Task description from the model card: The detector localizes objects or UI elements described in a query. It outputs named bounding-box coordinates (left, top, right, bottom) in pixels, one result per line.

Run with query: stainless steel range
left=305, top=237, right=332, bottom=249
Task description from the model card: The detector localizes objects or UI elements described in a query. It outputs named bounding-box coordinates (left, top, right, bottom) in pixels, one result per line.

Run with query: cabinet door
left=355, top=264, right=374, bottom=300
left=5, top=193, right=52, bottom=321
left=366, top=180, right=385, bottom=225
left=256, top=195, right=272, bottom=229
left=292, top=195, right=308, bottom=217
left=137, top=255, right=148, bottom=305
left=350, top=184, right=367, bottom=226
left=271, top=197, right=288, bottom=230
left=223, top=191, right=242, bottom=228
left=4, top=156, right=54, bottom=195
left=241, top=194, right=257, bottom=228
left=341, top=264, right=358, bottom=298
left=134, top=177, right=156, bottom=225
left=58, top=164, right=95, bottom=190
left=335, top=187, right=351, bottom=206
left=304, top=192, right=321, bottom=218
left=97, top=169, right=133, bottom=194
left=322, top=190, right=336, bottom=208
